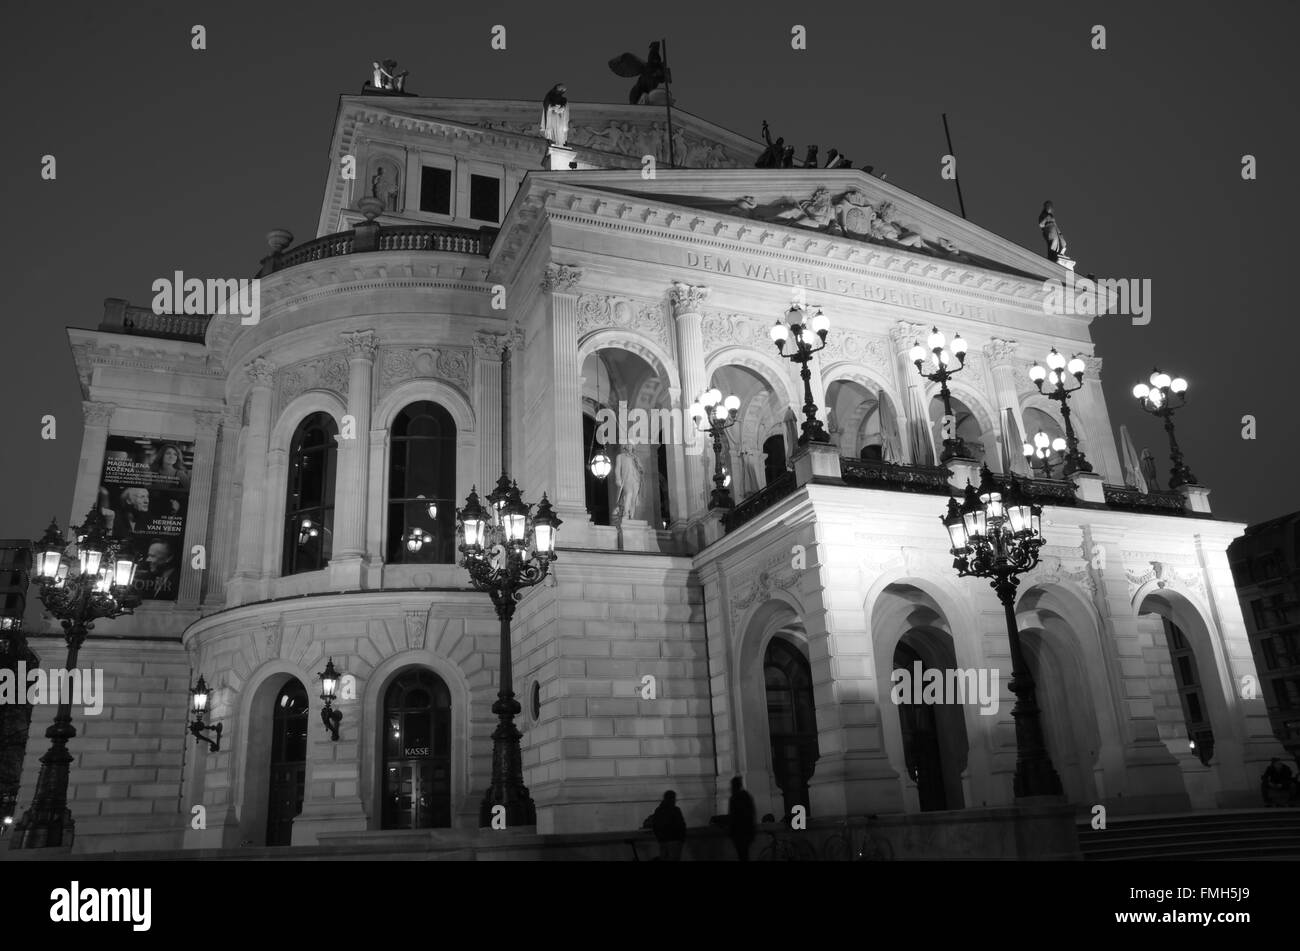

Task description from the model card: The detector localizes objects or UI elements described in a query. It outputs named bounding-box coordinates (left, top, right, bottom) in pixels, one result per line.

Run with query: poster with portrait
left=97, top=435, right=195, bottom=601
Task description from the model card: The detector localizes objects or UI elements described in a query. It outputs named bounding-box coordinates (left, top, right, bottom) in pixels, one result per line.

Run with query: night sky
left=2, top=1, right=1295, bottom=541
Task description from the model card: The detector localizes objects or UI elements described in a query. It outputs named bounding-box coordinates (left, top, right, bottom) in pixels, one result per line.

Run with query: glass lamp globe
left=1133, top=383, right=1150, bottom=400
left=1046, top=349, right=1066, bottom=371
left=910, top=344, right=926, bottom=364
left=809, top=309, right=830, bottom=337
left=723, top=394, right=741, bottom=412
left=1153, top=372, right=1172, bottom=390
left=927, top=328, right=945, bottom=351
left=589, top=448, right=612, bottom=480
left=1029, top=364, right=1047, bottom=383
left=1067, top=356, right=1086, bottom=377
left=1170, top=377, right=1188, bottom=394
left=951, top=334, right=967, bottom=357
left=769, top=322, right=789, bottom=346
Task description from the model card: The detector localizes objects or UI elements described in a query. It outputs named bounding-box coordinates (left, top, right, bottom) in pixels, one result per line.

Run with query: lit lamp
left=188, top=675, right=222, bottom=752
left=910, top=326, right=970, bottom=461
left=319, top=658, right=342, bottom=741
left=1022, top=430, right=1069, bottom=479
left=941, top=466, right=1061, bottom=797
left=588, top=448, right=612, bottom=480
left=691, top=387, right=741, bottom=508
left=1028, top=348, right=1092, bottom=475
left=1132, top=367, right=1197, bottom=489
left=770, top=303, right=831, bottom=444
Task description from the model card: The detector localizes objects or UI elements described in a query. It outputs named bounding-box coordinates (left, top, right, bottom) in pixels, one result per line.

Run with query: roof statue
left=609, top=41, right=671, bottom=105
left=364, top=59, right=410, bottom=94
left=540, top=83, right=570, bottom=147
left=1038, top=201, right=1068, bottom=262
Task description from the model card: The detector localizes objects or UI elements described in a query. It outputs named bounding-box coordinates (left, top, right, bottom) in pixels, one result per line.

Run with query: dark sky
left=2, top=0, right=1295, bottom=541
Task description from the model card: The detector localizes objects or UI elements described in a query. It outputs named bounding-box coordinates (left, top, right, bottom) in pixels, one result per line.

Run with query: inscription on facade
left=682, top=251, right=987, bottom=320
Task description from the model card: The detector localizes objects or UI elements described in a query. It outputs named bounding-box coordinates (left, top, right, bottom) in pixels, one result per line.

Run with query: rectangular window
left=469, top=173, right=500, bottom=222
left=1264, top=638, right=1279, bottom=670
left=420, top=166, right=452, bottom=215
left=1253, top=599, right=1269, bottom=629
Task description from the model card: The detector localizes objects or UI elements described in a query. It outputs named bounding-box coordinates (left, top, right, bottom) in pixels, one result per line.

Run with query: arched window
left=381, top=669, right=452, bottom=829
left=1163, top=617, right=1214, bottom=765
left=266, top=679, right=308, bottom=846
left=283, top=413, right=338, bottom=576
left=764, top=638, right=819, bottom=818
left=763, top=434, right=787, bottom=486
left=388, top=401, right=456, bottom=564
left=583, top=412, right=612, bottom=526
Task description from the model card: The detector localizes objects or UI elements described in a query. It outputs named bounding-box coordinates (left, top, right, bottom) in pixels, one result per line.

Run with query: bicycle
left=757, top=828, right=816, bottom=862
left=820, top=815, right=894, bottom=861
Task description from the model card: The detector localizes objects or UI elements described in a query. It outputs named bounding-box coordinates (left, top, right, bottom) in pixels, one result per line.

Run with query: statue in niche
left=608, top=41, right=671, bottom=105
left=613, top=445, right=644, bottom=521
left=756, top=120, right=785, bottom=169
left=1038, top=201, right=1068, bottom=261
left=370, top=164, right=401, bottom=213
left=540, top=84, right=570, bottom=147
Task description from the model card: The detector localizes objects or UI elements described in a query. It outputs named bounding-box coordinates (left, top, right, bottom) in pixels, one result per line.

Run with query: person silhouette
left=728, top=776, right=757, bottom=861
left=650, top=790, right=687, bottom=861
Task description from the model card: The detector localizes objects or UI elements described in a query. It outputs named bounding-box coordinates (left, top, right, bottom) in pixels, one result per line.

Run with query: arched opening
left=893, top=641, right=950, bottom=810
left=1019, top=628, right=1100, bottom=804
left=282, top=412, right=338, bottom=575
left=930, top=394, right=988, bottom=468
left=763, top=434, right=787, bottom=485
left=1162, top=617, right=1215, bottom=765
left=709, top=364, right=796, bottom=503
left=764, top=636, right=819, bottom=817
left=381, top=668, right=453, bottom=829
left=581, top=349, right=672, bottom=527
left=266, top=679, right=309, bottom=847
left=387, top=401, right=457, bottom=564
left=826, top=378, right=902, bottom=462
left=1021, top=407, right=1068, bottom=477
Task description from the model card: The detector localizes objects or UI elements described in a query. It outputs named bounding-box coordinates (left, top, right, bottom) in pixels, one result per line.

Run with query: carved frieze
left=819, top=332, right=892, bottom=373
left=276, top=352, right=350, bottom=410
left=246, top=357, right=276, bottom=388
left=576, top=295, right=671, bottom=351
left=730, top=550, right=801, bottom=618
left=701, top=311, right=772, bottom=355
left=380, top=347, right=471, bottom=393
left=1123, top=558, right=1207, bottom=606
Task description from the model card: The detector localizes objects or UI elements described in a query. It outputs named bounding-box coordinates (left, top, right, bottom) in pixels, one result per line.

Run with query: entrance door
left=894, top=643, right=948, bottom=811
left=764, top=638, right=819, bottom=817
left=266, top=680, right=308, bottom=846
left=381, top=670, right=452, bottom=829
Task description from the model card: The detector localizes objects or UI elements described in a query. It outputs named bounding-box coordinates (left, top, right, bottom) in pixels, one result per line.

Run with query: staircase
left=1078, top=809, right=1300, bottom=860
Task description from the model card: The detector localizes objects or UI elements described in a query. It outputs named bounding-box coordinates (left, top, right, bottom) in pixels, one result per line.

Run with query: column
left=543, top=264, right=586, bottom=521
left=331, top=331, right=377, bottom=588
left=669, top=281, right=710, bottom=520
left=1076, top=354, right=1123, bottom=483
left=474, top=332, right=505, bottom=488
left=177, top=410, right=222, bottom=608
left=983, top=338, right=1028, bottom=473
left=204, top=413, right=242, bottom=607
left=70, top=401, right=116, bottom=527
left=887, top=321, right=931, bottom=464
left=231, top=358, right=275, bottom=604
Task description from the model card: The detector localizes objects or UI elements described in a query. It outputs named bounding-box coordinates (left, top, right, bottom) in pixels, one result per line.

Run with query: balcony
left=841, top=457, right=951, bottom=495
left=260, top=223, right=496, bottom=276
left=99, top=298, right=210, bottom=343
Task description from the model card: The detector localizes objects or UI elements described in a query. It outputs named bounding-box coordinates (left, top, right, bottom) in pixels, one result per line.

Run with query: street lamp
left=910, top=326, right=970, bottom=461
left=1028, top=348, right=1092, bottom=475
left=188, top=675, right=223, bottom=752
left=941, top=466, right=1064, bottom=798
left=319, top=658, right=342, bottom=741
left=11, top=509, right=142, bottom=849
left=456, top=476, right=562, bottom=827
left=1132, top=368, right=1198, bottom=489
left=770, top=302, right=831, bottom=445
left=689, top=388, right=741, bottom=509
left=1022, top=431, right=1068, bottom=479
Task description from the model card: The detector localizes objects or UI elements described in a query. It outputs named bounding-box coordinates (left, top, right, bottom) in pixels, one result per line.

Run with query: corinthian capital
left=342, top=330, right=378, bottom=361
left=983, top=337, right=1021, bottom=368
left=541, top=263, right=583, bottom=292
left=670, top=281, right=711, bottom=317
left=194, top=409, right=224, bottom=435
left=1080, top=354, right=1103, bottom=377
left=887, top=320, right=931, bottom=349
left=245, top=357, right=275, bottom=388
left=82, top=401, right=116, bottom=426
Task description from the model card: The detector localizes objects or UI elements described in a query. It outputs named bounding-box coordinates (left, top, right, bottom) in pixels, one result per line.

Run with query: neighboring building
left=1229, top=512, right=1300, bottom=757
left=0, top=539, right=34, bottom=829
left=10, top=80, right=1283, bottom=856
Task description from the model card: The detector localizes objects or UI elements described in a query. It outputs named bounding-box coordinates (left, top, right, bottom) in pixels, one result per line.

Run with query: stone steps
left=1077, top=810, right=1300, bottom=861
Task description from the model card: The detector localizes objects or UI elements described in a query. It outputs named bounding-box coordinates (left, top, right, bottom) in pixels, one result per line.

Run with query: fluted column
left=543, top=264, right=586, bottom=519
left=474, top=332, right=505, bottom=488
left=334, top=331, right=376, bottom=562
left=177, top=410, right=222, bottom=608
left=70, top=401, right=116, bottom=527
left=231, top=358, right=275, bottom=603
left=669, top=281, right=710, bottom=519
left=984, top=338, right=1029, bottom=473
left=205, top=413, right=241, bottom=606
left=888, top=321, right=931, bottom=463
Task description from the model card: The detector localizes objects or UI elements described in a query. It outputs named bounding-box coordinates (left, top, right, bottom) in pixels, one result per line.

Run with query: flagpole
left=662, top=37, right=675, bottom=167
left=941, top=113, right=967, bottom=219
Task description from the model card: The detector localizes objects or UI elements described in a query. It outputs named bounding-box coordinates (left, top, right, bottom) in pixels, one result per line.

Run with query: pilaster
left=178, top=410, right=222, bottom=608
left=71, top=401, right=116, bottom=527
left=230, top=358, right=275, bottom=605
left=670, top=281, right=710, bottom=521
left=331, top=331, right=377, bottom=589
left=543, top=264, right=586, bottom=522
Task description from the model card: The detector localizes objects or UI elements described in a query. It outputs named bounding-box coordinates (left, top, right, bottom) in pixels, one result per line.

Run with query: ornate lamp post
left=689, top=388, right=741, bottom=509
left=318, top=658, right=342, bottom=741
left=188, top=676, right=223, bottom=752
left=1022, top=431, right=1068, bottom=479
left=770, top=302, right=831, bottom=445
left=456, top=474, right=561, bottom=828
left=909, top=326, right=969, bottom=461
left=1028, top=348, right=1091, bottom=475
left=1132, top=369, right=1198, bottom=489
left=941, top=466, right=1064, bottom=798
left=11, top=509, right=140, bottom=849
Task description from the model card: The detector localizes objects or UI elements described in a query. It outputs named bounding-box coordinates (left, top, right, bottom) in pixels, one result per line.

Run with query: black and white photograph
left=0, top=0, right=1293, bottom=932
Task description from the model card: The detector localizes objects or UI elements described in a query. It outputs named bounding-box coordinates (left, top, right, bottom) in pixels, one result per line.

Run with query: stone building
left=12, top=86, right=1282, bottom=855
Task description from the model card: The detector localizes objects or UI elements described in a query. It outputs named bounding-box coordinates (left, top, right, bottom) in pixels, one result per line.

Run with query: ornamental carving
left=342, top=330, right=378, bottom=361
left=194, top=410, right=223, bottom=435
left=669, top=282, right=710, bottom=316
left=888, top=321, right=931, bottom=348
left=576, top=295, right=670, bottom=351
left=560, top=121, right=743, bottom=168
left=246, top=357, right=276, bottom=388
left=730, top=562, right=800, bottom=617
left=1081, top=354, right=1103, bottom=376
left=262, top=618, right=283, bottom=660
left=701, top=311, right=772, bottom=355
left=405, top=609, right=427, bottom=651
left=276, top=352, right=350, bottom=410
left=1027, top=555, right=1097, bottom=598
left=734, top=188, right=942, bottom=251
left=819, top=332, right=891, bottom=372
left=82, top=401, right=117, bottom=426
left=983, top=338, right=1021, bottom=368
left=380, top=347, right=471, bottom=392
left=1124, top=559, right=1207, bottom=606
left=541, top=263, right=583, bottom=291
left=472, top=329, right=524, bottom=358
